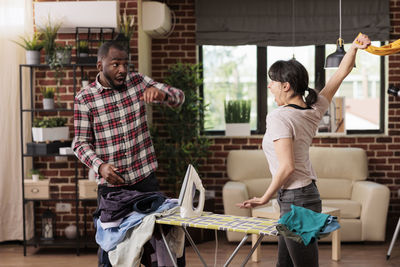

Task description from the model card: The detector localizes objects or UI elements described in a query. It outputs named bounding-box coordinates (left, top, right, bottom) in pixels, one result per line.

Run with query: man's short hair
left=97, top=41, right=127, bottom=61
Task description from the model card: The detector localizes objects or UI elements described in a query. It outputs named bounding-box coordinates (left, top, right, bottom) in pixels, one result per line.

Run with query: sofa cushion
left=322, top=199, right=361, bottom=219
left=227, top=150, right=271, bottom=181
left=242, top=178, right=271, bottom=198
left=310, top=147, right=368, bottom=181
left=317, top=178, right=352, bottom=199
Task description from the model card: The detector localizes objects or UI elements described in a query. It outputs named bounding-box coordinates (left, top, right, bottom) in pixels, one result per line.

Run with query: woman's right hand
left=352, top=33, right=371, bottom=50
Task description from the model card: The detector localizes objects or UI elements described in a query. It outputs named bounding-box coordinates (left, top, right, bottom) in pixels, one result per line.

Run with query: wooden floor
left=1, top=235, right=400, bottom=267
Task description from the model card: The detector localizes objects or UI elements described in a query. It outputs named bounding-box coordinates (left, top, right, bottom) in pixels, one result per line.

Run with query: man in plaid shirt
left=72, top=41, right=185, bottom=266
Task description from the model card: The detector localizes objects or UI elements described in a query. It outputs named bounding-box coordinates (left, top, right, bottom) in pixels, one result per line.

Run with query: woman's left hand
left=236, top=197, right=267, bottom=209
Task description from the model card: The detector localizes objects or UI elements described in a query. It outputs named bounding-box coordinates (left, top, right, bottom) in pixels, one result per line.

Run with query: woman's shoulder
left=311, top=94, right=330, bottom=114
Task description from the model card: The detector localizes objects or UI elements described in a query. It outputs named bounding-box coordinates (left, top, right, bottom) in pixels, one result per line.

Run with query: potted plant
left=41, top=87, right=55, bottom=110
left=224, top=99, right=251, bottom=136
left=81, top=72, right=89, bottom=88
left=118, top=11, right=135, bottom=40
left=29, top=169, right=44, bottom=182
left=38, top=17, right=62, bottom=63
left=13, top=32, right=43, bottom=65
left=117, top=11, right=135, bottom=51
left=55, top=44, right=72, bottom=65
left=152, top=63, right=211, bottom=196
left=77, top=40, right=89, bottom=57
left=32, top=117, right=69, bottom=142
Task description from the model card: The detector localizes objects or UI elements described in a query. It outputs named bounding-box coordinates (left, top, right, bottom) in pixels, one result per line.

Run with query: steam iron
left=178, top=164, right=205, bottom=218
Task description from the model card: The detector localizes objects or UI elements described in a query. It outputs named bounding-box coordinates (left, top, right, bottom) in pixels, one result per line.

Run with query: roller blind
left=195, top=0, right=390, bottom=46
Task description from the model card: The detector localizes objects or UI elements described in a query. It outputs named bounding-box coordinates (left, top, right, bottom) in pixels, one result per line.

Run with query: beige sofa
left=223, top=147, right=390, bottom=242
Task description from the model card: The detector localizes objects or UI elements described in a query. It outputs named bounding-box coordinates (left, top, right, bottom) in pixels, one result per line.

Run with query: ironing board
left=155, top=212, right=278, bottom=267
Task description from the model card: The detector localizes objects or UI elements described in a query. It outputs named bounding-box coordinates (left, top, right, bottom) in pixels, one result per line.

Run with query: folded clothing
left=99, top=189, right=166, bottom=222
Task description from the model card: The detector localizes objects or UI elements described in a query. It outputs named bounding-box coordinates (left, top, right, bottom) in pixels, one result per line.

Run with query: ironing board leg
left=240, top=234, right=264, bottom=267
left=182, top=226, right=208, bottom=267
left=387, top=217, right=400, bottom=260
left=158, top=224, right=178, bottom=267
left=223, top=234, right=250, bottom=267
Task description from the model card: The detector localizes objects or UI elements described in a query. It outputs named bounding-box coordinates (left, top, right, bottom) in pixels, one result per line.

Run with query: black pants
left=95, top=173, right=185, bottom=267
left=276, top=181, right=321, bottom=267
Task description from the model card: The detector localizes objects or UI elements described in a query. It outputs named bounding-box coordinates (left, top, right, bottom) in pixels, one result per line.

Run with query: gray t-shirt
left=262, top=94, right=330, bottom=189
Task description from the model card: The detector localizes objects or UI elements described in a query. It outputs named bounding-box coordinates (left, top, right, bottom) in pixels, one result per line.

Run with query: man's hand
left=140, top=87, right=166, bottom=103
left=98, top=163, right=125, bottom=185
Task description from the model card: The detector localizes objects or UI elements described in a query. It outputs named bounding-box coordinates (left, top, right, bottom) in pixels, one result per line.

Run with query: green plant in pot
left=224, top=99, right=251, bottom=136
left=77, top=40, right=89, bottom=57
left=55, top=44, right=72, bottom=65
left=152, top=63, right=211, bottom=196
left=32, top=117, right=69, bottom=142
left=13, top=32, right=43, bottom=65
left=29, top=169, right=44, bottom=182
left=41, top=87, right=55, bottom=110
left=117, top=11, right=135, bottom=51
left=118, top=11, right=135, bottom=40
left=38, top=17, right=62, bottom=64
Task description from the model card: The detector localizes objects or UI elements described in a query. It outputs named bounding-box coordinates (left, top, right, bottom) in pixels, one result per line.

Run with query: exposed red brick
left=232, top=138, right=248, bottom=144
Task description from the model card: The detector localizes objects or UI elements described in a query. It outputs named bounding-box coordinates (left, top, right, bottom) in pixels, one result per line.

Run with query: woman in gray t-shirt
left=237, top=34, right=371, bottom=267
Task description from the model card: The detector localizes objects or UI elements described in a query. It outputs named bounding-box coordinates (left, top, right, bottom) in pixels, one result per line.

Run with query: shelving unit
left=19, top=63, right=97, bottom=256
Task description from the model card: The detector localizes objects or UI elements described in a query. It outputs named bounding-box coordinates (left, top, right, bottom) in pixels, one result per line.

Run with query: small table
left=251, top=205, right=341, bottom=262
left=156, top=212, right=278, bottom=267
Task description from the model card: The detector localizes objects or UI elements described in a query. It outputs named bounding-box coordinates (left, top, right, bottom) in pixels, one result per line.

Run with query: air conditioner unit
left=142, top=1, right=172, bottom=38
left=34, top=1, right=118, bottom=33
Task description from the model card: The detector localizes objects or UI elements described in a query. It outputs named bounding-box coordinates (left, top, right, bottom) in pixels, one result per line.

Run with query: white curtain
left=0, top=0, right=34, bottom=242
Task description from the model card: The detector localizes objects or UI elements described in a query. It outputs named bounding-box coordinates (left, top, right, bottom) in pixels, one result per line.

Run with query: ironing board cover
left=156, top=212, right=278, bottom=236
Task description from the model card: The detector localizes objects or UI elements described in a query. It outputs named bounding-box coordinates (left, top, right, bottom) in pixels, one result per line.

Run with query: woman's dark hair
left=268, top=59, right=318, bottom=106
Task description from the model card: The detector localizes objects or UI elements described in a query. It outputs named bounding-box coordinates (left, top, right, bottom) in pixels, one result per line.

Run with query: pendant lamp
left=291, top=0, right=296, bottom=59
left=325, top=0, right=353, bottom=68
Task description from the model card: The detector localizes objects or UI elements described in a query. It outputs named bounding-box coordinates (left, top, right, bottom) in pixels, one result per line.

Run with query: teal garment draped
left=278, top=204, right=329, bottom=246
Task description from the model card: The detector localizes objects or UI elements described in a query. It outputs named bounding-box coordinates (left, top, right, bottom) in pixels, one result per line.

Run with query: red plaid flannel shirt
left=73, top=72, right=185, bottom=186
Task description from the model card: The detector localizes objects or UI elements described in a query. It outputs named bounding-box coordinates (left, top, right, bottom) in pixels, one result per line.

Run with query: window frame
left=199, top=44, right=385, bottom=135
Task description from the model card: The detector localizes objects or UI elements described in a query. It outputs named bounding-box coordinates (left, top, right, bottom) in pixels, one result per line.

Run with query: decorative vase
left=26, top=50, right=40, bottom=65
left=32, top=127, right=69, bottom=142
left=64, top=225, right=77, bottom=240
left=56, top=50, right=71, bottom=65
left=81, top=80, right=89, bottom=88
left=43, top=98, right=54, bottom=110
left=32, top=174, right=39, bottom=182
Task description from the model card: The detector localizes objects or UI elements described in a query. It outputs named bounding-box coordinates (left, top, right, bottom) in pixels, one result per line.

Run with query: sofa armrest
left=222, top=181, right=251, bottom=217
left=351, top=181, right=390, bottom=241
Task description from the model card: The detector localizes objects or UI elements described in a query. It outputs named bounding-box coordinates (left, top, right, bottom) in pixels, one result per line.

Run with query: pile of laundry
left=276, top=205, right=340, bottom=246
left=94, top=189, right=185, bottom=267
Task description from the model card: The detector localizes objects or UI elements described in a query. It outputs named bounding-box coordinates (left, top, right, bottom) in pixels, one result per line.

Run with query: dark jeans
left=95, top=173, right=185, bottom=267
left=276, top=181, right=322, bottom=267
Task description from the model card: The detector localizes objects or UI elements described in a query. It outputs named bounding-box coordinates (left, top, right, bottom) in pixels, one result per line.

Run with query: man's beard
left=104, top=72, right=126, bottom=90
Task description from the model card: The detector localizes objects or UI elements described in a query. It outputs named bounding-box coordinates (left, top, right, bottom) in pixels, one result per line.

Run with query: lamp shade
left=325, top=43, right=346, bottom=69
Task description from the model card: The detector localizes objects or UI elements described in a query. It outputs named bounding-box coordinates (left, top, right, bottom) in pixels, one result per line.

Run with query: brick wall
left=31, top=0, right=400, bottom=239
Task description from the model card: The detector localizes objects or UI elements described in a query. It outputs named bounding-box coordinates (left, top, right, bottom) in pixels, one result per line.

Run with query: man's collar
left=95, top=73, right=128, bottom=93
left=95, top=73, right=111, bottom=93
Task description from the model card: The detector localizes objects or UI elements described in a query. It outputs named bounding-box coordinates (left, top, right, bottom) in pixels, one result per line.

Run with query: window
left=200, top=43, right=385, bottom=134
left=202, top=45, right=257, bottom=131
left=325, top=42, right=383, bottom=131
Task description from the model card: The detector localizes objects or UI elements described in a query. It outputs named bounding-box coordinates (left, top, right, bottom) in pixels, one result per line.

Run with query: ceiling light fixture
left=325, top=0, right=353, bottom=68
